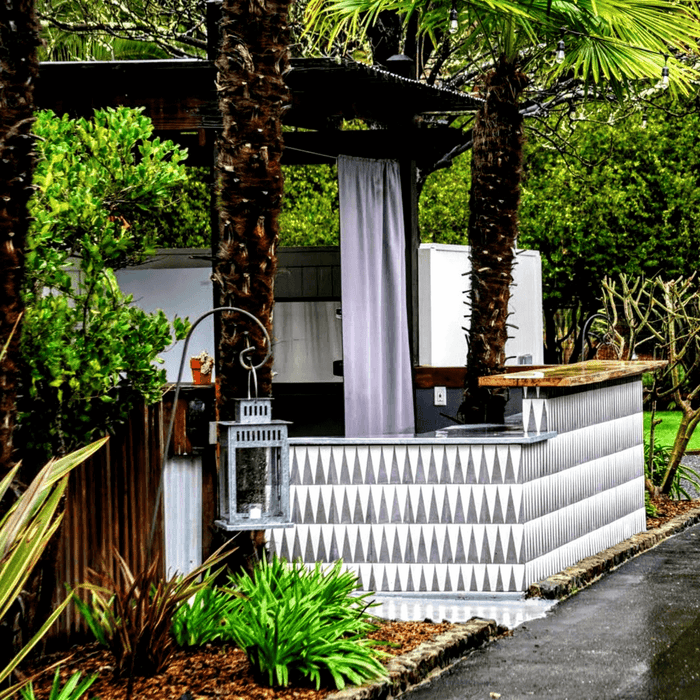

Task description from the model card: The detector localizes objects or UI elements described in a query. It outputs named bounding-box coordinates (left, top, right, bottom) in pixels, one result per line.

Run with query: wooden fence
left=49, top=400, right=166, bottom=644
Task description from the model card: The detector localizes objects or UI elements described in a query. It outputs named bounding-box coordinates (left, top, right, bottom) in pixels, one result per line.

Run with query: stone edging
left=526, top=505, right=700, bottom=600
left=326, top=618, right=499, bottom=700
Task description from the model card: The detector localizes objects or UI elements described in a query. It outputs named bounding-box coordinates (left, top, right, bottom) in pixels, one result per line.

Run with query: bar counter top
left=478, top=359, right=667, bottom=388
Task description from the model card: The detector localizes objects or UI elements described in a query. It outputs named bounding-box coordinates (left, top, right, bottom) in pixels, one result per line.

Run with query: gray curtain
left=338, top=156, right=415, bottom=437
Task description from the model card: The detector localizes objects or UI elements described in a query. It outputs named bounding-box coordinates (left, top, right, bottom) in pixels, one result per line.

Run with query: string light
left=555, top=39, right=565, bottom=64
left=449, top=4, right=458, bottom=34
left=641, top=108, right=647, bottom=129
left=660, top=56, right=669, bottom=89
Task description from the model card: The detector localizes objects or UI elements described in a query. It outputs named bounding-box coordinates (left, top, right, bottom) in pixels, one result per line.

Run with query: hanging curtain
left=338, top=156, right=415, bottom=437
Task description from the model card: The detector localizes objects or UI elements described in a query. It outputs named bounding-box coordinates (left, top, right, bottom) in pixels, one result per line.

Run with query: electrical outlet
left=434, top=386, right=447, bottom=406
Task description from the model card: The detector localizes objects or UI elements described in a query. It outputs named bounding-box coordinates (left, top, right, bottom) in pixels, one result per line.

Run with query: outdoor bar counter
left=268, top=361, right=665, bottom=594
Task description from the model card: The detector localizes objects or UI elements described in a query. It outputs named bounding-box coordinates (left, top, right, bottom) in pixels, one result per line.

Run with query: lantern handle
left=148, top=306, right=271, bottom=558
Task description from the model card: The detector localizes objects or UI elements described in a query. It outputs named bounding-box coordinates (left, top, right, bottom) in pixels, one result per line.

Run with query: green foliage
left=519, top=98, right=700, bottom=315
left=279, top=165, right=340, bottom=246
left=226, top=557, right=387, bottom=690
left=644, top=412, right=700, bottom=452
left=20, top=668, right=97, bottom=700
left=75, top=550, right=228, bottom=678
left=20, top=108, right=191, bottom=458
left=170, top=573, right=239, bottom=648
left=0, top=438, right=108, bottom=699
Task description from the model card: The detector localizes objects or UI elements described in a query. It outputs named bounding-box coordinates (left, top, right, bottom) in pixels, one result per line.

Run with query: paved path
left=402, top=522, right=700, bottom=699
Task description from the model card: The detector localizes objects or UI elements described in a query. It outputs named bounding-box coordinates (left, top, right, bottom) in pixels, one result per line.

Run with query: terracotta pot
left=190, top=358, right=212, bottom=385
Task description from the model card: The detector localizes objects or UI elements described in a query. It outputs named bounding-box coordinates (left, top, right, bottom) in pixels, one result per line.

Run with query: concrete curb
left=326, top=618, right=499, bottom=700
left=526, top=505, right=700, bottom=600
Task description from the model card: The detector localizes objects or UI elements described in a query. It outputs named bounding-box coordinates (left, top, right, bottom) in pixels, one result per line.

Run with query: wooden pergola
left=34, top=10, right=481, bottom=368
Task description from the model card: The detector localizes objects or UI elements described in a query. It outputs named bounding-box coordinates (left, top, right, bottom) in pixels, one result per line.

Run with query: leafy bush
left=75, top=548, right=229, bottom=679
left=645, top=439, right=700, bottom=500
left=20, top=668, right=97, bottom=700
left=226, top=558, right=387, bottom=690
left=19, top=108, right=190, bottom=460
left=0, top=438, right=107, bottom=699
left=170, top=573, right=239, bottom=648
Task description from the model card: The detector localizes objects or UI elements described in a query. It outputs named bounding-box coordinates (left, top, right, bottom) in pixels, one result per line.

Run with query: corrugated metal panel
left=163, top=456, right=203, bottom=577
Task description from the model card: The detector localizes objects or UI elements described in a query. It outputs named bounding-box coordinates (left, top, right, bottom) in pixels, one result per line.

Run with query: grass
left=644, top=411, right=700, bottom=452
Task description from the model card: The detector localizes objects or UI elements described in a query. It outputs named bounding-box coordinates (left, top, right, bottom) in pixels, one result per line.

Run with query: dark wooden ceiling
left=35, top=57, right=479, bottom=165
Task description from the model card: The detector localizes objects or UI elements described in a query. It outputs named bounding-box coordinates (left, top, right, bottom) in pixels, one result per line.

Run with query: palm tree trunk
left=212, top=0, right=291, bottom=574
left=0, top=1, right=40, bottom=479
left=459, top=56, right=527, bottom=424
left=213, top=0, right=291, bottom=414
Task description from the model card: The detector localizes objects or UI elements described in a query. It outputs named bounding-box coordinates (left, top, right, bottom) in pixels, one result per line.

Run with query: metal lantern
left=212, top=397, right=292, bottom=530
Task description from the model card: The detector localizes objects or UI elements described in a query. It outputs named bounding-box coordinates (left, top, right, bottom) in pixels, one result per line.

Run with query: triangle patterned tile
left=365, top=490, right=377, bottom=524
left=442, top=527, right=454, bottom=564
left=453, top=486, right=467, bottom=524
left=339, top=450, right=352, bottom=484
left=367, top=447, right=380, bottom=485
left=302, top=451, right=314, bottom=485
left=453, top=526, right=468, bottom=563
left=482, top=446, right=496, bottom=484
left=403, top=488, right=415, bottom=524
left=527, top=402, right=538, bottom=434
left=503, top=448, right=516, bottom=484
left=391, top=528, right=404, bottom=563
left=541, top=401, right=549, bottom=432
left=418, top=566, right=429, bottom=592
left=415, top=488, right=428, bottom=524
left=378, top=488, right=390, bottom=523
left=494, top=565, right=506, bottom=592
left=492, top=488, right=505, bottom=524
left=405, top=566, right=415, bottom=592
left=533, top=399, right=544, bottom=434
left=291, top=490, right=302, bottom=524
left=427, top=447, right=440, bottom=483
left=391, top=488, right=403, bottom=523
left=428, top=488, right=441, bottom=524
left=352, top=451, right=364, bottom=485
left=471, top=565, right=486, bottom=592
left=341, top=529, right=354, bottom=562
left=390, top=447, right=402, bottom=484
left=464, top=446, right=478, bottom=484
left=381, top=566, right=391, bottom=592
left=453, top=447, right=466, bottom=484
left=406, top=446, right=420, bottom=484
left=456, top=567, right=467, bottom=592
left=290, top=449, right=301, bottom=485
left=316, top=530, right=328, bottom=562
left=492, top=527, right=506, bottom=564
left=511, top=565, right=525, bottom=592
left=356, top=525, right=371, bottom=563
left=506, top=529, right=520, bottom=564
left=393, top=565, right=406, bottom=592
left=492, top=449, right=503, bottom=485
left=318, top=447, right=332, bottom=485
left=327, top=490, right=340, bottom=525
left=441, top=488, right=453, bottom=523
left=394, top=445, right=413, bottom=484
left=340, top=489, right=353, bottom=524
left=465, top=487, right=479, bottom=524
left=365, top=527, right=378, bottom=563
left=505, top=488, right=518, bottom=524
left=404, top=528, right=416, bottom=563
left=486, top=565, right=500, bottom=592
left=328, top=527, right=340, bottom=561
left=315, top=489, right=328, bottom=525
left=367, top=565, right=377, bottom=593
left=431, top=568, right=442, bottom=592
left=356, top=486, right=371, bottom=524
left=292, top=528, right=304, bottom=562
left=485, top=525, right=500, bottom=564
left=304, top=531, right=316, bottom=563
left=466, top=527, right=480, bottom=563
left=522, top=400, right=532, bottom=436
left=276, top=529, right=290, bottom=561
left=441, top=447, right=454, bottom=484
left=327, top=448, right=341, bottom=485
left=376, top=447, right=389, bottom=484
left=429, top=527, right=442, bottom=564
left=302, top=488, right=315, bottom=525
left=416, top=527, right=429, bottom=563
left=414, top=447, right=427, bottom=484
left=306, top=447, right=320, bottom=485
left=479, top=489, right=492, bottom=524
left=443, top=566, right=453, bottom=592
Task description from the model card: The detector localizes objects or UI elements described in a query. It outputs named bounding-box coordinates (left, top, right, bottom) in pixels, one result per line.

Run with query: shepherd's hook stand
left=147, top=306, right=271, bottom=558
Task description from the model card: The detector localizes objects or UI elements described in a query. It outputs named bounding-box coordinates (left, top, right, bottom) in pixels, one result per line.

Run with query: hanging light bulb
left=661, top=64, right=669, bottom=89
left=555, top=40, right=565, bottom=64
left=641, top=108, right=647, bottom=129
left=449, top=6, right=458, bottom=34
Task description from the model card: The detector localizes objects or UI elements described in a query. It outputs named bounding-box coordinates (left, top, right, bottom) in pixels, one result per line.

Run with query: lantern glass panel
left=235, top=446, right=283, bottom=517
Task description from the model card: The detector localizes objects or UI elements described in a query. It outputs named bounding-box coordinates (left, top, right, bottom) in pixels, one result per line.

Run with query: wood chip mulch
left=646, top=496, right=700, bottom=530
left=21, top=621, right=455, bottom=700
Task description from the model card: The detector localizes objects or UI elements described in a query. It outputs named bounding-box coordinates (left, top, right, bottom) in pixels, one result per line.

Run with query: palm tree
left=307, top=0, right=700, bottom=422
left=0, top=0, right=41, bottom=478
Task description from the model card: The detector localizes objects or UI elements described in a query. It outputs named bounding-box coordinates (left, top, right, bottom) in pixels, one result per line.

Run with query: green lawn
left=644, top=411, right=700, bottom=451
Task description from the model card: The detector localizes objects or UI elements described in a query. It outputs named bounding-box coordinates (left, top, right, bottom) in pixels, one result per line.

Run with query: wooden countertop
left=478, top=360, right=668, bottom=388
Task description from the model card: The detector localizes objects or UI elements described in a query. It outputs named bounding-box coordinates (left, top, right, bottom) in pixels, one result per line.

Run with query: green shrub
left=645, top=440, right=700, bottom=500
left=20, top=668, right=97, bottom=700
left=226, top=558, right=387, bottom=690
left=171, top=573, right=239, bottom=648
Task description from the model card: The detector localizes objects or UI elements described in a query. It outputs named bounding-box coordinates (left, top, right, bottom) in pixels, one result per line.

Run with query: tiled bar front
left=267, top=374, right=647, bottom=593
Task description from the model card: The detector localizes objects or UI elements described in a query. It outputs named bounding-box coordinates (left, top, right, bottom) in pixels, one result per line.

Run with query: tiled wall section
left=269, top=378, right=646, bottom=592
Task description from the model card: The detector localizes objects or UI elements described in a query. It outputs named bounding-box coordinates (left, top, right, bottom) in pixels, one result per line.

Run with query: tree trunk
left=212, top=0, right=291, bottom=574
left=0, top=0, right=40, bottom=480
left=458, top=56, right=527, bottom=424
left=213, top=0, right=291, bottom=413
